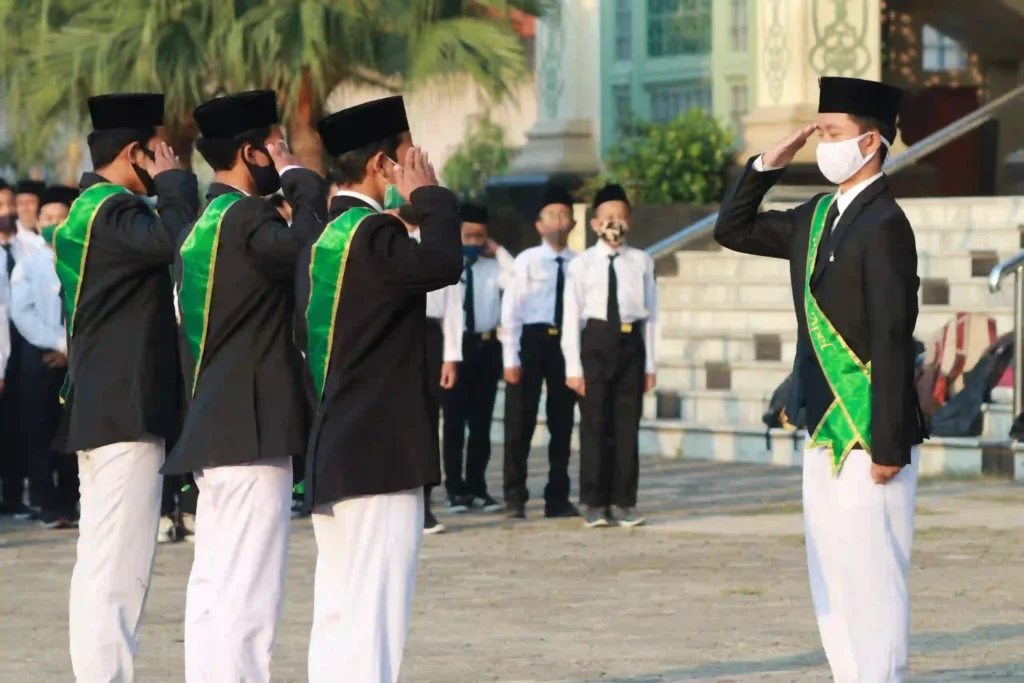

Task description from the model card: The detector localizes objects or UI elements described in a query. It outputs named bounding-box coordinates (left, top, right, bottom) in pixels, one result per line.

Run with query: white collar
left=596, top=239, right=624, bottom=257
left=409, top=227, right=421, bottom=243
left=334, top=189, right=383, bottom=214
left=540, top=241, right=569, bottom=259
left=836, top=172, right=884, bottom=216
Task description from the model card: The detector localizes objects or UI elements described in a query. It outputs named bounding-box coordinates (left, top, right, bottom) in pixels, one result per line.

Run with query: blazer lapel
left=810, top=177, right=888, bottom=289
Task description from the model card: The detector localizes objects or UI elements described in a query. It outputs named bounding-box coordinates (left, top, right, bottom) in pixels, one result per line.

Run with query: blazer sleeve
left=99, top=170, right=200, bottom=265
left=362, top=186, right=463, bottom=293
left=713, top=156, right=796, bottom=260
left=864, top=211, right=919, bottom=467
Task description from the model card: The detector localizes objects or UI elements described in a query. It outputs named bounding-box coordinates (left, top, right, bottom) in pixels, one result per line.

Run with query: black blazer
left=54, top=170, right=200, bottom=454
left=714, top=157, right=926, bottom=467
left=295, top=187, right=463, bottom=507
left=162, top=169, right=328, bottom=475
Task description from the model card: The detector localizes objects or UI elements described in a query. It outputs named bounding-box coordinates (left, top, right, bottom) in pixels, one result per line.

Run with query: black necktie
left=554, top=256, right=564, bottom=329
left=607, top=254, right=620, bottom=326
left=2, top=243, right=13, bottom=278
left=816, top=203, right=841, bottom=267
left=464, top=263, right=476, bottom=334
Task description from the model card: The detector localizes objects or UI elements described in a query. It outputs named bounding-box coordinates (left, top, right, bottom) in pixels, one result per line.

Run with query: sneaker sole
left=479, top=504, right=503, bottom=514
left=423, top=524, right=447, bottom=535
left=40, top=519, right=71, bottom=530
left=447, top=506, right=469, bottom=514
left=584, top=519, right=610, bottom=529
left=619, top=518, right=647, bottom=528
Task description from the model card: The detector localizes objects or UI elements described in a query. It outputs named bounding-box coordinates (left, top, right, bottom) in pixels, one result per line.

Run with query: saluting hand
left=267, top=140, right=302, bottom=172
left=762, top=124, right=817, bottom=169
left=147, top=141, right=180, bottom=177
left=394, top=146, right=438, bottom=201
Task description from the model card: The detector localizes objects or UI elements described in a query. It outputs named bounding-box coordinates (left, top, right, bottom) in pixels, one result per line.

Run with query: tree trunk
left=62, top=139, right=83, bottom=186
left=167, top=115, right=198, bottom=172
left=289, top=70, right=325, bottom=175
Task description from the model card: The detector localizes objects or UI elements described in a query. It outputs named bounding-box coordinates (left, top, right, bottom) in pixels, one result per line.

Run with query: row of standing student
left=416, top=183, right=660, bottom=533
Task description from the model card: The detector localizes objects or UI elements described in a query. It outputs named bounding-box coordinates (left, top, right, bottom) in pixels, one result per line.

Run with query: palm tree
left=1, top=0, right=545, bottom=174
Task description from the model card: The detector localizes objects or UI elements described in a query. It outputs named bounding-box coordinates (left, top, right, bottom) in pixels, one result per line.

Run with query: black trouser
left=19, top=346, right=78, bottom=516
left=578, top=320, right=645, bottom=509
left=424, top=320, right=444, bottom=508
left=0, top=326, right=25, bottom=507
left=503, top=324, right=576, bottom=506
left=442, top=332, right=501, bottom=498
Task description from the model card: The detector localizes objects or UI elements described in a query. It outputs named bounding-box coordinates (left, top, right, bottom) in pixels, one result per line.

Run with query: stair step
left=657, top=330, right=799, bottom=364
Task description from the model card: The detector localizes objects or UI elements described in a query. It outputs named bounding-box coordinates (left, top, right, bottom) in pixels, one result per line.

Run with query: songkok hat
left=88, top=93, right=165, bottom=130
left=317, top=96, right=410, bottom=157
left=15, top=180, right=45, bottom=199
left=538, top=185, right=574, bottom=214
left=592, top=183, right=630, bottom=211
left=460, top=202, right=489, bottom=225
left=818, top=77, right=902, bottom=133
left=194, top=90, right=279, bottom=138
left=40, top=185, right=79, bottom=207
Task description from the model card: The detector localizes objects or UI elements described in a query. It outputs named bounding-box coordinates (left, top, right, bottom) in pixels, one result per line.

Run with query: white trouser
left=69, top=436, right=165, bottom=683
left=184, top=456, right=293, bottom=683
left=803, top=446, right=920, bottom=683
left=309, top=488, right=425, bottom=683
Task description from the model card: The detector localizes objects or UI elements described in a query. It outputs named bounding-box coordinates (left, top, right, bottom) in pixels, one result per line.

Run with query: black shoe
left=505, top=501, right=526, bottom=519
left=39, top=510, right=72, bottom=530
left=8, top=503, right=36, bottom=521
left=467, top=493, right=502, bottom=514
left=423, top=509, right=447, bottom=535
left=445, top=496, right=469, bottom=514
left=544, top=500, right=581, bottom=518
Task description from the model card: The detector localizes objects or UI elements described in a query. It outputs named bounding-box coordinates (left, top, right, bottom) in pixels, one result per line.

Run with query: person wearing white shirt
left=11, top=186, right=78, bottom=529
left=501, top=185, right=580, bottom=519
left=562, top=184, right=657, bottom=530
left=396, top=203, right=462, bottom=534
left=442, top=202, right=513, bottom=513
left=713, top=77, right=923, bottom=683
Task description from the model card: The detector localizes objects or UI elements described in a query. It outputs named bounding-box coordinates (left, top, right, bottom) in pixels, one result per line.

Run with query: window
left=730, top=0, right=749, bottom=52
left=730, top=84, right=749, bottom=139
left=613, top=85, right=632, bottom=131
left=649, top=81, right=712, bottom=123
left=647, top=0, right=712, bottom=58
left=614, top=0, right=633, bottom=62
left=922, top=25, right=967, bottom=72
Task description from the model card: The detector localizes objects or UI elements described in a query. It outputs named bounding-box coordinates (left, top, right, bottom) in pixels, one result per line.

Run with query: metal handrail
left=646, top=82, right=1024, bottom=261
left=989, top=252, right=1024, bottom=418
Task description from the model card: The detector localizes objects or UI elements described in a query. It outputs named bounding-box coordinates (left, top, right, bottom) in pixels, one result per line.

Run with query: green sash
left=53, top=183, right=132, bottom=337
left=804, top=194, right=872, bottom=474
left=40, top=224, right=57, bottom=246
left=178, top=192, right=243, bottom=396
left=305, top=207, right=374, bottom=401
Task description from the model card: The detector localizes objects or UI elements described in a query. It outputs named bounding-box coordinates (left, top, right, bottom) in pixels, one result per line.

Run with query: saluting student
left=397, top=203, right=462, bottom=535
left=10, top=186, right=78, bottom=529
left=163, top=90, right=327, bottom=683
left=53, top=93, right=199, bottom=682
left=562, top=183, right=657, bottom=530
left=297, top=96, right=462, bottom=682
left=501, top=185, right=580, bottom=519
left=441, top=203, right=512, bottom=514
left=714, top=76, right=925, bottom=683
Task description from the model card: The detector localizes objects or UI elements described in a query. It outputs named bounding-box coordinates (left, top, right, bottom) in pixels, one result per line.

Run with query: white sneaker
left=157, top=516, right=177, bottom=544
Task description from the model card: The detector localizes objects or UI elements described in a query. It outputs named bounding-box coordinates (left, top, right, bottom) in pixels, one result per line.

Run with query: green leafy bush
left=441, top=113, right=513, bottom=202
left=605, top=109, right=736, bottom=205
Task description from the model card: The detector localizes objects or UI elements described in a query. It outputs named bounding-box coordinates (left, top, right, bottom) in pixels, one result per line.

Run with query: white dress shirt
left=500, top=243, right=577, bottom=368
left=462, top=247, right=514, bottom=335
left=11, top=246, right=66, bottom=354
left=334, top=189, right=383, bottom=213
left=561, top=240, right=658, bottom=378
left=754, top=154, right=885, bottom=230
left=0, top=301, right=9, bottom=381
left=411, top=228, right=463, bottom=362
left=14, top=224, right=46, bottom=260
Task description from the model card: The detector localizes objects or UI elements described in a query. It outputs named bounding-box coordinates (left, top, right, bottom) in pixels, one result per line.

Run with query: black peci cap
left=317, top=96, right=410, bottom=157
left=538, top=184, right=574, bottom=214
left=818, top=77, right=902, bottom=133
left=88, top=93, right=165, bottom=131
left=592, top=183, right=630, bottom=211
left=14, top=180, right=46, bottom=199
left=460, top=202, right=489, bottom=225
left=40, top=185, right=80, bottom=207
left=194, top=90, right=279, bottom=138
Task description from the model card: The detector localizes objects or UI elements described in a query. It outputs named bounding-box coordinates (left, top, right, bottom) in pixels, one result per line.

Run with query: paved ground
left=2, top=452, right=1024, bottom=682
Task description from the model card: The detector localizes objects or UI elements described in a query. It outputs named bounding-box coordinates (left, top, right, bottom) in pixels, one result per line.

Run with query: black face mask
left=132, top=146, right=158, bottom=197
left=245, top=146, right=281, bottom=197
left=0, top=214, right=16, bottom=238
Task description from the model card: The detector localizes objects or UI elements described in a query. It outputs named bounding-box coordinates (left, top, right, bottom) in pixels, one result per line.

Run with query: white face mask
left=815, top=133, right=889, bottom=185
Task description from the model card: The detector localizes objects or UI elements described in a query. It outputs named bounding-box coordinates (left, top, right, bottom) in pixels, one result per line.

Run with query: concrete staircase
left=487, top=196, right=1024, bottom=479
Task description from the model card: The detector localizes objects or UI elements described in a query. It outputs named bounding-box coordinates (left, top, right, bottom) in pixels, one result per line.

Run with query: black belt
left=585, top=319, right=644, bottom=335
left=426, top=317, right=443, bottom=327
left=523, top=323, right=560, bottom=337
left=466, top=329, right=497, bottom=341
